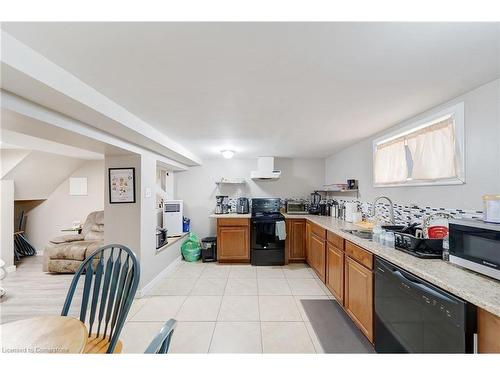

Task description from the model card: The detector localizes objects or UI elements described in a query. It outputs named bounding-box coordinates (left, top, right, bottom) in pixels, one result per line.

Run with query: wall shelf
left=315, top=189, right=359, bottom=199
left=316, top=189, right=358, bottom=193
left=215, top=178, right=246, bottom=185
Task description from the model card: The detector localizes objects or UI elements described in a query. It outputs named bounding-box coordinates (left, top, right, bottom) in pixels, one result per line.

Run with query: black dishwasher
left=374, top=256, right=476, bottom=353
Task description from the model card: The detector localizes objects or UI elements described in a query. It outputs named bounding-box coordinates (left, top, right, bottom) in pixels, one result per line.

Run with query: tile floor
left=121, top=261, right=335, bottom=353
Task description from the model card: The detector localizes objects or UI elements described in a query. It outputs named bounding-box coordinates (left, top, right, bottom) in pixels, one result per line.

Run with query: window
left=373, top=102, right=465, bottom=187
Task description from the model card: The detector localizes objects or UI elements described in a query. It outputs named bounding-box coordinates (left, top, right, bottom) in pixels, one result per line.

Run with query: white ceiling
left=2, top=22, right=499, bottom=159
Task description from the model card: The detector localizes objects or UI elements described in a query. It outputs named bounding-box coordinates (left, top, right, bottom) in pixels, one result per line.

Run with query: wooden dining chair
left=144, top=319, right=177, bottom=354
left=61, top=244, right=140, bottom=354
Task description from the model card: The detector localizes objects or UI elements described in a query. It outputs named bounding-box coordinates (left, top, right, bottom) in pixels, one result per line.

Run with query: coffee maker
left=215, top=195, right=229, bottom=214
left=308, top=192, right=322, bottom=215
left=236, top=197, right=249, bottom=214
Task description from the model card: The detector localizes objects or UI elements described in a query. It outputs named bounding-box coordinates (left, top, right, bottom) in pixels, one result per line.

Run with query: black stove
left=252, top=212, right=285, bottom=221
left=250, top=198, right=285, bottom=266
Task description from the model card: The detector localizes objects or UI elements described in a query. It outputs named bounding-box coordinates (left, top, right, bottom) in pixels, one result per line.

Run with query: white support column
left=104, top=154, right=142, bottom=256
left=0, top=180, right=15, bottom=271
left=104, top=152, right=182, bottom=295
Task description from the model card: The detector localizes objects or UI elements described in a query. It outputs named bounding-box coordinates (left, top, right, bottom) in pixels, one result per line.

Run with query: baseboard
left=136, top=256, right=182, bottom=298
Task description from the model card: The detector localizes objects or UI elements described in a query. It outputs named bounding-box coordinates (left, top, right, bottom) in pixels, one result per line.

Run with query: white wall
left=175, top=158, right=325, bottom=238
left=26, top=160, right=105, bottom=251
left=325, top=79, right=500, bottom=210
left=0, top=180, right=15, bottom=269
left=0, top=149, right=30, bottom=178
left=3, top=150, right=84, bottom=200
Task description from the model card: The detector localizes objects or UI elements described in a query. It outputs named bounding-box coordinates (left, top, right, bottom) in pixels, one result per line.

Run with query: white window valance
left=373, top=102, right=464, bottom=187
left=406, top=117, right=457, bottom=181
left=373, top=138, right=408, bottom=184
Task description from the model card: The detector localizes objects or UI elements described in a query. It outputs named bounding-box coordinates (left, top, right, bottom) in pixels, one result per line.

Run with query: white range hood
left=251, top=157, right=281, bottom=180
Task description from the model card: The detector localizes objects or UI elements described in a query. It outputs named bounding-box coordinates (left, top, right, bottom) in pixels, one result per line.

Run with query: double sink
left=342, top=229, right=373, bottom=240
left=342, top=225, right=407, bottom=241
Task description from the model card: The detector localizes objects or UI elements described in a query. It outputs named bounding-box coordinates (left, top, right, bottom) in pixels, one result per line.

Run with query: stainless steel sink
left=341, top=229, right=373, bottom=240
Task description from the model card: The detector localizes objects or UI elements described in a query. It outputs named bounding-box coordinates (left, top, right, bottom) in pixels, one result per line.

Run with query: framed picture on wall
left=109, top=167, right=136, bottom=204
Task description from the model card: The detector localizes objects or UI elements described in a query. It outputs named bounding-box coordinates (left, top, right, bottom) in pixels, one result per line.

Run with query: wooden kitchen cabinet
left=345, top=240, right=373, bottom=270
left=309, top=232, right=326, bottom=282
left=326, top=242, right=344, bottom=303
left=305, top=221, right=311, bottom=264
left=327, top=231, right=344, bottom=250
left=478, top=308, right=500, bottom=353
left=217, top=219, right=250, bottom=262
left=344, top=255, right=374, bottom=342
left=311, top=223, right=326, bottom=239
left=285, top=219, right=306, bottom=262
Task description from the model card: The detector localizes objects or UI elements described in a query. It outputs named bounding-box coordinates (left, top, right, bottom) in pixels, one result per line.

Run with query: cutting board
left=354, top=221, right=374, bottom=230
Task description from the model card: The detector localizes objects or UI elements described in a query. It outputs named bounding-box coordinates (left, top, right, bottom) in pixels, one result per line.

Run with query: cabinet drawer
left=217, top=218, right=249, bottom=226
left=311, top=223, right=326, bottom=239
left=327, top=231, right=344, bottom=250
left=345, top=241, right=373, bottom=270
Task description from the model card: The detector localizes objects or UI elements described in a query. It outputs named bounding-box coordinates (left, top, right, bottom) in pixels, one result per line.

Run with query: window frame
left=372, top=102, right=465, bottom=188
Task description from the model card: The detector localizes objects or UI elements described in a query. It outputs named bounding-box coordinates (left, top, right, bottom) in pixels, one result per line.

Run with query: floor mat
left=300, top=299, right=375, bottom=353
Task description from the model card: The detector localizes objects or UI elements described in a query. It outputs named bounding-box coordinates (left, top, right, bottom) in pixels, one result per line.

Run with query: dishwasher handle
left=391, top=269, right=456, bottom=304
left=376, top=256, right=460, bottom=305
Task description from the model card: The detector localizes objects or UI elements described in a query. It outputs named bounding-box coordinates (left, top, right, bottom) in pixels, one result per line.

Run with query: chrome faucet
left=371, top=196, right=395, bottom=224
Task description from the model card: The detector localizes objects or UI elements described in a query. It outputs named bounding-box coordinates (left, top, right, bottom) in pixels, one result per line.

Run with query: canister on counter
left=483, top=194, right=500, bottom=223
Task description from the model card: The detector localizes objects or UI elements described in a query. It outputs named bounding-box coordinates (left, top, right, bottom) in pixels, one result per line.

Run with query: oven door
left=449, top=223, right=500, bottom=278
left=251, top=219, right=285, bottom=250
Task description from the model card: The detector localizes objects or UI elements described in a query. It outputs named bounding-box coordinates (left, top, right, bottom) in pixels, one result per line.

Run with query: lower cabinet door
left=217, top=226, right=249, bottom=261
left=305, top=221, right=312, bottom=265
left=478, top=308, right=500, bottom=353
left=326, top=243, right=344, bottom=303
left=310, top=233, right=326, bottom=282
left=289, top=220, right=306, bottom=261
left=344, top=256, right=373, bottom=342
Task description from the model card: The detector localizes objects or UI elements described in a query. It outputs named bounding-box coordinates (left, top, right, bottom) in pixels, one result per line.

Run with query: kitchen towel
left=275, top=220, right=287, bottom=240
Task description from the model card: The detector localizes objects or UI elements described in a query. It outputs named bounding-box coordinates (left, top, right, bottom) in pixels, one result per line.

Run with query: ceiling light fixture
left=221, top=150, right=235, bottom=159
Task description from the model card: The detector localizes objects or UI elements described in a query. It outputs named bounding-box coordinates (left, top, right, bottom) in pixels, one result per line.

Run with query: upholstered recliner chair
left=43, top=211, right=104, bottom=273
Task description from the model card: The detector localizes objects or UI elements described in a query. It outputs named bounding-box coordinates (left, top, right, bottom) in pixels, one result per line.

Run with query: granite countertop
left=209, top=213, right=251, bottom=219
left=283, top=214, right=500, bottom=317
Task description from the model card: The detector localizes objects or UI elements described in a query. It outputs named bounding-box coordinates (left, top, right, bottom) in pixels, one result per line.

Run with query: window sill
left=374, top=177, right=465, bottom=188
left=156, top=232, right=189, bottom=254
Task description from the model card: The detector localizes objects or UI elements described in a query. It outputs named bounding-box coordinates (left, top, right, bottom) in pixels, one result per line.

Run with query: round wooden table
left=1, top=316, right=88, bottom=354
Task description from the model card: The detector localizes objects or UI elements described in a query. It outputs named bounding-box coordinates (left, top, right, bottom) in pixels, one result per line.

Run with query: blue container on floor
left=183, top=217, right=190, bottom=233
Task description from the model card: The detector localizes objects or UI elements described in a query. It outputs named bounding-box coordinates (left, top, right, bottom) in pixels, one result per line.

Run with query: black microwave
left=449, top=219, right=500, bottom=281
